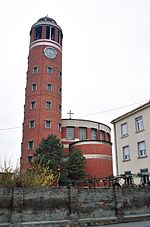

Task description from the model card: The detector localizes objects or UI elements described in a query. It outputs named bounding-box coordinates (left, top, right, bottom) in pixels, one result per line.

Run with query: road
left=97, top=220, right=150, bottom=227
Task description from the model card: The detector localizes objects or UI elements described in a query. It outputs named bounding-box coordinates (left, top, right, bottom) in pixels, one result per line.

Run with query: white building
left=111, top=101, right=150, bottom=185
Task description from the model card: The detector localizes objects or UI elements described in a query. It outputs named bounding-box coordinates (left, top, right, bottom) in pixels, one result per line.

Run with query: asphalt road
left=97, top=220, right=150, bottom=227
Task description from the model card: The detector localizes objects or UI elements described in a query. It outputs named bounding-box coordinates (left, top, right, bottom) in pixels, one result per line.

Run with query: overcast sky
left=0, top=0, right=150, bottom=170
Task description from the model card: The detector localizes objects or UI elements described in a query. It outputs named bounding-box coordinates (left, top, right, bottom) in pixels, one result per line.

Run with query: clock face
left=44, top=47, right=57, bottom=59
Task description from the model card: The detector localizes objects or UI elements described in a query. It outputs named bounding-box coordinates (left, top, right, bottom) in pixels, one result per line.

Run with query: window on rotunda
left=35, top=26, right=42, bottom=40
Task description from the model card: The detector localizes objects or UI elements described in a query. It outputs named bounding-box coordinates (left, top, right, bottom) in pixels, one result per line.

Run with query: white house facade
left=111, top=101, right=150, bottom=185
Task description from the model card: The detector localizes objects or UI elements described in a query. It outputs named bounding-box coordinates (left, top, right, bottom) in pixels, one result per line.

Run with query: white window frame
left=123, top=146, right=130, bottom=161
left=46, top=83, right=52, bottom=91
left=135, top=116, right=144, bottom=132
left=66, top=127, right=75, bottom=140
left=47, top=66, right=53, bottom=74
left=32, top=66, right=38, bottom=74
left=79, top=127, right=87, bottom=140
left=32, top=83, right=37, bottom=91
left=91, top=128, right=97, bottom=140
left=45, top=120, right=51, bottom=129
left=29, top=120, right=35, bottom=129
left=138, top=141, right=146, bottom=157
left=45, top=101, right=52, bottom=110
left=28, top=140, right=34, bottom=150
left=121, top=123, right=128, bottom=137
left=30, top=101, right=36, bottom=110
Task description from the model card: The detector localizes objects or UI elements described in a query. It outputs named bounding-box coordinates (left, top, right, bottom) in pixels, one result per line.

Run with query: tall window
left=123, top=146, right=130, bottom=161
left=47, top=66, right=53, bottom=74
left=46, top=83, right=52, bottom=91
left=32, top=83, right=37, bottom=91
left=121, top=123, right=128, bottom=137
left=138, top=141, right=146, bottom=157
left=35, top=26, right=42, bottom=40
left=32, top=66, right=38, bottom=74
left=51, top=27, right=55, bottom=40
left=29, top=120, right=35, bottom=129
left=45, top=101, right=52, bottom=110
left=27, top=156, right=33, bottom=163
left=100, top=130, right=105, bottom=140
left=91, top=128, right=97, bottom=140
left=140, top=169, right=149, bottom=184
left=135, top=116, right=144, bottom=132
left=28, top=140, right=34, bottom=150
left=30, top=101, right=36, bottom=110
left=45, top=120, right=51, bottom=129
left=66, top=127, right=75, bottom=140
left=79, top=127, right=87, bottom=140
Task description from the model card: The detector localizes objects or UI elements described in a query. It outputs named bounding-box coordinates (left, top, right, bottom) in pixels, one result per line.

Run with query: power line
left=77, top=99, right=149, bottom=118
left=0, top=126, right=21, bottom=131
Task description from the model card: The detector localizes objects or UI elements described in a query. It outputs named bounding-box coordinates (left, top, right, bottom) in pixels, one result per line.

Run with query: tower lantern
left=21, top=17, right=63, bottom=170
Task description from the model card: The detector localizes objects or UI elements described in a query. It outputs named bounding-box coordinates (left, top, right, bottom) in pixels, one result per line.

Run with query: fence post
left=113, top=184, right=124, bottom=221
left=68, top=186, right=79, bottom=227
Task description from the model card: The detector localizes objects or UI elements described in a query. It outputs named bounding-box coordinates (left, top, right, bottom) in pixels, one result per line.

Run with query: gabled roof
left=111, top=100, right=150, bottom=124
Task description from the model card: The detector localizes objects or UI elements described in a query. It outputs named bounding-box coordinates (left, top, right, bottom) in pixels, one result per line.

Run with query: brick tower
left=21, top=17, right=63, bottom=170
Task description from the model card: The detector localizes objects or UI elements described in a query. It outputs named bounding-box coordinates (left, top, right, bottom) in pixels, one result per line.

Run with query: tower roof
left=30, top=16, right=62, bottom=33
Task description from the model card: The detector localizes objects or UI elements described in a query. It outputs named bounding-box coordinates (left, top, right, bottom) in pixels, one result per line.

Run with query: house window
left=32, top=66, right=38, bottom=74
left=45, top=120, right=51, bottom=129
left=47, top=66, right=53, bottom=74
left=91, top=128, right=97, bottom=140
left=45, top=101, right=52, bottom=110
left=100, top=130, right=105, bottom=140
left=29, top=120, right=35, bottom=129
left=30, top=101, right=36, bottom=110
left=124, top=171, right=133, bottom=184
left=121, top=123, right=128, bottom=137
left=140, top=169, right=149, bottom=184
left=66, top=127, right=75, bottom=140
left=46, top=83, right=52, bottom=91
left=138, top=141, right=146, bottom=157
left=123, top=146, right=130, bottom=161
left=135, top=116, right=144, bottom=132
left=27, top=156, right=33, bottom=163
left=79, top=127, right=87, bottom=140
left=28, top=140, right=34, bottom=150
left=32, top=83, right=37, bottom=91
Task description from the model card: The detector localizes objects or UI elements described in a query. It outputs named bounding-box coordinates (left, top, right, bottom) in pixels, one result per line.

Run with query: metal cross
left=67, top=110, right=74, bottom=119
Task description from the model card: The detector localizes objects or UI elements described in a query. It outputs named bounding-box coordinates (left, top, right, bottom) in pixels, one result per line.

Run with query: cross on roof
left=67, top=110, right=74, bottom=119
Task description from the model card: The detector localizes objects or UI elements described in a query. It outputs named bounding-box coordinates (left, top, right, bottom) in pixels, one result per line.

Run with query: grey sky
left=0, top=0, right=150, bottom=169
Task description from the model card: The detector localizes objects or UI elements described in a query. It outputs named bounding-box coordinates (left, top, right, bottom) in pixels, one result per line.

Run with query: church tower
left=21, top=17, right=63, bottom=170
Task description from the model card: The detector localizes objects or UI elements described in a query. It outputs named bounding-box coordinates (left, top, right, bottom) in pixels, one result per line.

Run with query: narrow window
left=46, top=26, right=50, bottom=39
left=135, top=116, right=144, bottom=132
left=121, top=123, right=128, bottom=137
left=138, top=141, right=146, bottom=157
left=32, top=66, right=38, bottom=74
left=58, top=123, right=61, bottom=132
left=32, top=83, right=37, bottom=91
left=140, top=169, right=149, bottom=184
left=58, top=105, right=61, bottom=113
left=46, top=83, right=52, bottom=91
left=51, top=27, right=55, bottom=40
left=28, top=141, right=34, bottom=150
left=59, top=71, right=62, bottom=78
left=91, top=128, right=97, bottom=140
left=29, top=120, right=35, bottom=129
left=66, top=127, right=75, bottom=140
left=100, top=130, right=105, bottom=140
left=30, top=101, right=36, bottom=110
left=79, top=127, right=87, bottom=140
left=123, top=146, right=130, bottom=161
left=27, top=156, right=33, bottom=163
left=45, top=120, right=51, bottom=129
left=107, top=132, right=111, bottom=142
left=35, top=26, right=42, bottom=40
left=47, top=66, right=53, bottom=74
left=45, top=101, right=52, bottom=110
